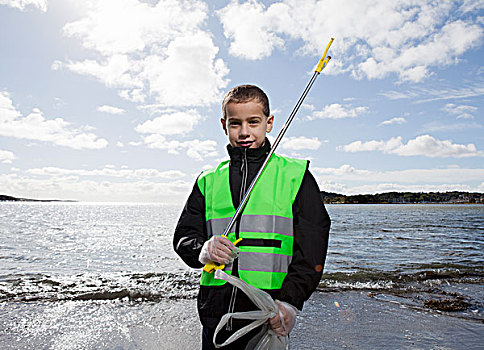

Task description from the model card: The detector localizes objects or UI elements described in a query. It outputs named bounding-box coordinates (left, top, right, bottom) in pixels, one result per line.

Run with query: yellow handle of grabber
left=315, top=38, right=334, bottom=73
left=203, top=236, right=243, bottom=273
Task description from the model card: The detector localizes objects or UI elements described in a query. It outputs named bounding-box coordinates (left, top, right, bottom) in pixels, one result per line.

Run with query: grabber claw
left=203, top=236, right=243, bottom=273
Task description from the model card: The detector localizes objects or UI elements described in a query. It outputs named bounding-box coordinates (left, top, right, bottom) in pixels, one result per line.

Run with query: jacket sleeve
left=173, top=180, right=207, bottom=269
left=275, top=168, right=331, bottom=310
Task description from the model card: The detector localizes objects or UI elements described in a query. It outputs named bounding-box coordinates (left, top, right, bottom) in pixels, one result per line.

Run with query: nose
left=239, top=122, right=249, bottom=138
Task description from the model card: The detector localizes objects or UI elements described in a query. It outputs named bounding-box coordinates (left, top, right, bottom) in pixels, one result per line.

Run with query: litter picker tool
left=203, top=38, right=334, bottom=272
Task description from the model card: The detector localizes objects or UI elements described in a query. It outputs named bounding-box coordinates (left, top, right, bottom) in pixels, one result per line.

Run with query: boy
left=173, top=85, right=330, bottom=349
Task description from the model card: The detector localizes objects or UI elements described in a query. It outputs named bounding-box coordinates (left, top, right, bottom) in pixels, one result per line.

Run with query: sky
left=0, top=0, right=483, bottom=202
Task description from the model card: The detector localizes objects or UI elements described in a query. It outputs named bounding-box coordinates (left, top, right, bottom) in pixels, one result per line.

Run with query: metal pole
left=221, top=38, right=334, bottom=237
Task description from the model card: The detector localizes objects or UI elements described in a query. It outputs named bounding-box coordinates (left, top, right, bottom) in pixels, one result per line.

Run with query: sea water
left=0, top=203, right=483, bottom=348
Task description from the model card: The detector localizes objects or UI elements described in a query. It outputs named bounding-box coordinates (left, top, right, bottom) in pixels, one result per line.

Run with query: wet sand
left=1, top=291, right=482, bottom=349
left=293, top=291, right=483, bottom=349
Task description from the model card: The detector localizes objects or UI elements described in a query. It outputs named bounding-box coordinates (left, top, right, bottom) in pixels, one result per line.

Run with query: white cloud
left=267, top=135, right=324, bottom=152
left=356, top=19, right=482, bottom=82
left=381, top=84, right=484, bottom=103
left=379, top=117, right=406, bottom=126
left=478, top=182, right=484, bottom=193
left=342, top=135, right=483, bottom=158
left=313, top=164, right=372, bottom=177
left=0, top=91, right=22, bottom=121
left=442, top=103, right=477, bottom=119
left=459, top=0, right=484, bottom=13
left=379, top=90, right=417, bottom=100
left=314, top=165, right=484, bottom=194
left=133, top=169, right=185, bottom=179
left=216, top=0, right=285, bottom=60
left=313, top=165, right=484, bottom=184
left=309, top=103, right=369, bottom=120
left=97, top=105, right=125, bottom=115
left=26, top=166, right=186, bottom=180
left=217, top=1, right=483, bottom=82
left=134, top=108, right=218, bottom=160
left=420, top=122, right=483, bottom=133
left=63, top=55, right=142, bottom=89
left=0, top=91, right=108, bottom=150
left=0, top=149, right=15, bottom=164
left=0, top=0, right=47, bottom=12
left=51, top=60, right=62, bottom=71
left=142, top=134, right=218, bottom=161
left=0, top=173, right=191, bottom=202
left=280, top=136, right=322, bottom=151
left=62, top=0, right=206, bottom=55
left=119, top=89, right=145, bottom=103
left=141, top=32, right=229, bottom=107
left=60, top=0, right=229, bottom=107
left=318, top=180, right=348, bottom=194
left=136, top=110, right=202, bottom=135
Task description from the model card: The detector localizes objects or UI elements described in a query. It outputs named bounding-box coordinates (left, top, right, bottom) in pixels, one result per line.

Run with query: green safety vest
left=197, top=154, right=307, bottom=289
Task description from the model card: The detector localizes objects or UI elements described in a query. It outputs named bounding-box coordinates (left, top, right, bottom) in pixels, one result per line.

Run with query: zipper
left=227, top=147, right=248, bottom=331
left=226, top=286, right=237, bottom=331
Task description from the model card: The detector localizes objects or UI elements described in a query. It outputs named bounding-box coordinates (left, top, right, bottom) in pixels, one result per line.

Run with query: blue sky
left=0, top=0, right=483, bottom=202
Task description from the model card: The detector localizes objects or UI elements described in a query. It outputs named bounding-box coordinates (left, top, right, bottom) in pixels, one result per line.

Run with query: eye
left=249, top=119, right=260, bottom=125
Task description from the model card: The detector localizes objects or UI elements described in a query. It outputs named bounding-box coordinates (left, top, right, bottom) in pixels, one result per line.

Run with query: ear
left=266, top=114, right=274, bottom=133
left=221, top=118, right=228, bottom=135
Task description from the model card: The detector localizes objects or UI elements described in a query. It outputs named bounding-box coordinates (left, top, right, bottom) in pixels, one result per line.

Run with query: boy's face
left=221, top=100, right=274, bottom=149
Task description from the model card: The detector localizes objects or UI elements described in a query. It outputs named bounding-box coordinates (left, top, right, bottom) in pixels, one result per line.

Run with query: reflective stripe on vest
left=197, top=154, right=307, bottom=289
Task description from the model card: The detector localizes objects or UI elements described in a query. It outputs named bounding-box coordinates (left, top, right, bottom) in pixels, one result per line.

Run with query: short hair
left=222, top=85, right=270, bottom=120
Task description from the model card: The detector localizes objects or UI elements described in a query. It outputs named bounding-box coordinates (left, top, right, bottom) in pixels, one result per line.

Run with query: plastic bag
left=213, top=269, right=289, bottom=349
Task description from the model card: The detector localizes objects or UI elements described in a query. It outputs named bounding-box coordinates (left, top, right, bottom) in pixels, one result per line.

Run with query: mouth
left=237, top=140, right=254, bottom=147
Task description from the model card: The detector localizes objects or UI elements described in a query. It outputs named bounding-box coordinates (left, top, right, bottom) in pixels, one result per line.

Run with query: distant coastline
left=2, top=193, right=483, bottom=204
left=0, top=195, right=76, bottom=202
left=321, top=191, right=484, bottom=204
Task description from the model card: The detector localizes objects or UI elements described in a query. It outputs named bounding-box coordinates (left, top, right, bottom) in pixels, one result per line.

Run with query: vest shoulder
left=273, top=154, right=308, bottom=168
left=198, top=160, right=230, bottom=178
left=196, top=160, right=230, bottom=192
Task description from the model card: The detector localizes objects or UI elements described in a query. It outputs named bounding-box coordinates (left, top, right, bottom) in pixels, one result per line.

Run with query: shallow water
left=0, top=202, right=483, bottom=348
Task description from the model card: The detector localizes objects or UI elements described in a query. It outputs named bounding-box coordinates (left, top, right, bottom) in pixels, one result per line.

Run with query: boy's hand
left=269, top=300, right=299, bottom=336
left=199, top=236, right=238, bottom=265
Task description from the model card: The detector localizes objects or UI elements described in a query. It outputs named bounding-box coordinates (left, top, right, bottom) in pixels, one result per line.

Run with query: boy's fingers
left=218, top=236, right=237, bottom=249
left=269, top=314, right=280, bottom=327
left=216, top=251, right=232, bottom=261
left=211, top=250, right=230, bottom=262
left=213, top=243, right=233, bottom=257
left=206, top=236, right=239, bottom=263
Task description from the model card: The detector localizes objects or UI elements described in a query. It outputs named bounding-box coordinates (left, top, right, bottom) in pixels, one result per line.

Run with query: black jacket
left=173, top=139, right=330, bottom=329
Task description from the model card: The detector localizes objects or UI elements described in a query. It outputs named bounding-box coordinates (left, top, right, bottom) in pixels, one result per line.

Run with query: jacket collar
left=226, top=138, right=271, bottom=165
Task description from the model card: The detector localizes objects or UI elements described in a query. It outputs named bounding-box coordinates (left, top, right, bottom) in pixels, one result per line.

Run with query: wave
left=0, top=271, right=200, bottom=303
left=2, top=264, right=482, bottom=303
left=319, top=263, right=483, bottom=291
left=1, top=264, right=482, bottom=322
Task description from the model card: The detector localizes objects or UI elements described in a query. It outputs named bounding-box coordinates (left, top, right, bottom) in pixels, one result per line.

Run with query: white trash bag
left=213, top=269, right=290, bottom=349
